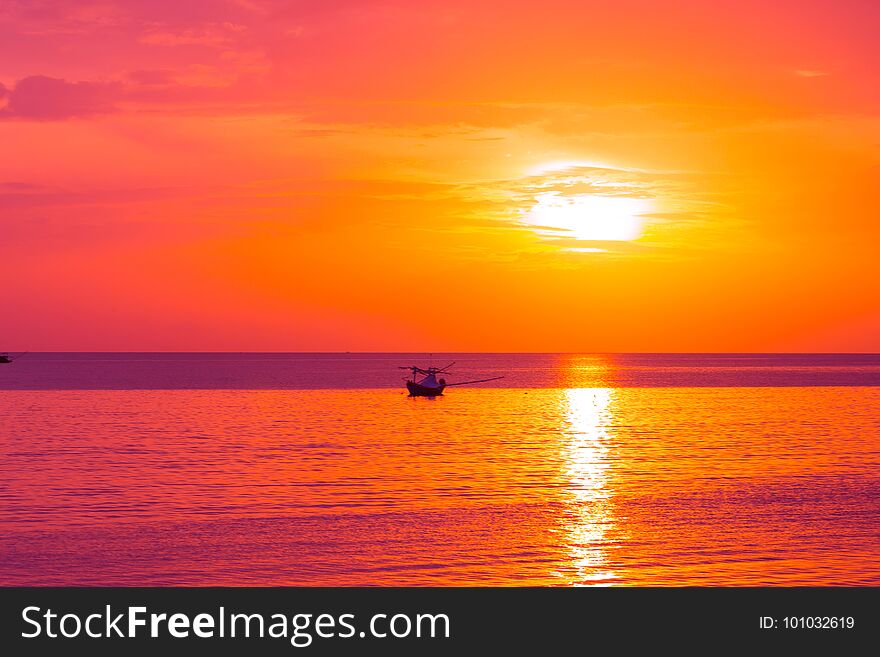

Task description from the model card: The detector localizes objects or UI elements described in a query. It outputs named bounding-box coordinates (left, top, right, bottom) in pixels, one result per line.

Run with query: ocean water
left=0, top=353, right=878, bottom=585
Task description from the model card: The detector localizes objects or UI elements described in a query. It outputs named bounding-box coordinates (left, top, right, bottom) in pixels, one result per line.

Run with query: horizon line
left=6, top=351, right=880, bottom=356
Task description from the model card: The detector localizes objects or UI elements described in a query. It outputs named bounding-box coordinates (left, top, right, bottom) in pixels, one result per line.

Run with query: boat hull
left=406, top=381, right=445, bottom=397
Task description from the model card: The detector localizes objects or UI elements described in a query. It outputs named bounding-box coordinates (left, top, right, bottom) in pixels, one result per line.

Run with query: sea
left=1, top=353, right=878, bottom=585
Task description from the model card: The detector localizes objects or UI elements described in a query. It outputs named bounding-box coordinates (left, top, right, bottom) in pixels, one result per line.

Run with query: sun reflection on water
left=560, top=387, right=619, bottom=586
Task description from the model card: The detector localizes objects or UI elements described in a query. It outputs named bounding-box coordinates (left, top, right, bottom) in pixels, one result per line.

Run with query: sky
left=2, top=0, right=879, bottom=351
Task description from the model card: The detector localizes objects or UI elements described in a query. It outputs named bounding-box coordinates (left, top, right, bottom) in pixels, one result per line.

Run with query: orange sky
left=2, top=0, right=879, bottom=351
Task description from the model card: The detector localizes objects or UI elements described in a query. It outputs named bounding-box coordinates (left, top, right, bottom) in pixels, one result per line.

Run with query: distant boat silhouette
left=399, top=361, right=504, bottom=396
left=0, top=352, right=26, bottom=364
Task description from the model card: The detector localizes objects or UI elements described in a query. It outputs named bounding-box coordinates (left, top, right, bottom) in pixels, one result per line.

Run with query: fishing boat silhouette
left=399, top=361, right=504, bottom=396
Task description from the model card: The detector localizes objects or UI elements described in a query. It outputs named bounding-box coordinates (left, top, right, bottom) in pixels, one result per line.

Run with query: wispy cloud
left=139, top=22, right=248, bottom=47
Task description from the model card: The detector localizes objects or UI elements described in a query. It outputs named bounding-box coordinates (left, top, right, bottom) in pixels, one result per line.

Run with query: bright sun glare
left=522, top=192, right=652, bottom=243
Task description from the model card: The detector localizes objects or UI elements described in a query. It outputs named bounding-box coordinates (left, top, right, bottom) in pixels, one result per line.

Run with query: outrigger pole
left=443, top=376, right=505, bottom=387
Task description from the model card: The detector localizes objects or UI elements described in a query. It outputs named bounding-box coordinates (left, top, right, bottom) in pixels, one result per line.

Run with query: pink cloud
left=127, top=69, right=175, bottom=85
left=0, top=75, right=118, bottom=120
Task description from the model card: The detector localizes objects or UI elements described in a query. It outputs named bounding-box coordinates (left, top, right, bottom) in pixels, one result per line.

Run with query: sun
left=522, top=192, right=652, bottom=243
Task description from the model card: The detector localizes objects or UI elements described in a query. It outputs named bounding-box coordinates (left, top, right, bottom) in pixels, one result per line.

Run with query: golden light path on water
left=560, top=387, right=619, bottom=586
